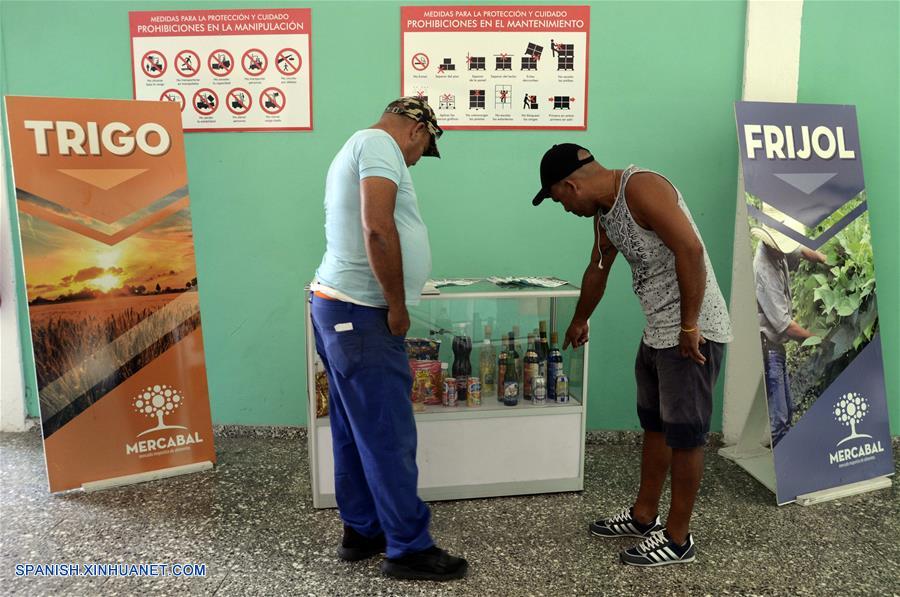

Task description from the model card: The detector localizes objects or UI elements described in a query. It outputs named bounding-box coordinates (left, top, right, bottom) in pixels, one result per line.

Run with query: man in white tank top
left=532, top=143, right=733, bottom=568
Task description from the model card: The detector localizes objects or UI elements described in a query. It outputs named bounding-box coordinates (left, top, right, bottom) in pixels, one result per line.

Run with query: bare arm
left=784, top=320, right=814, bottom=341
left=564, top=217, right=617, bottom=349
left=800, top=247, right=828, bottom=264
left=628, top=173, right=707, bottom=364
left=360, top=176, right=408, bottom=335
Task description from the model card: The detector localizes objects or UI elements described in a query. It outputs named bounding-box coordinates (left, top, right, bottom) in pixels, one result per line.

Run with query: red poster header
left=401, top=5, right=589, bottom=32
left=130, top=8, right=311, bottom=37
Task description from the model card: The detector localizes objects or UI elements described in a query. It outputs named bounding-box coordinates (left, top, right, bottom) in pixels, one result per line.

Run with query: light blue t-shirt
left=314, top=129, right=432, bottom=307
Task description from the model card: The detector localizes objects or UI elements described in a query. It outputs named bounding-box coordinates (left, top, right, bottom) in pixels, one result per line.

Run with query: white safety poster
left=401, top=5, right=589, bottom=129
left=130, top=8, right=312, bottom=132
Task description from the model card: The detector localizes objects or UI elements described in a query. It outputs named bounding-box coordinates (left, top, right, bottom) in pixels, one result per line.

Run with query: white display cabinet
left=305, top=281, right=590, bottom=508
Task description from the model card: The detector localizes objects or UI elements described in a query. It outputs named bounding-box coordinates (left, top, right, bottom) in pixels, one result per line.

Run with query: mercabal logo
left=828, top=392, right=884, bottom=465
left=134, top=384, right=187, bottom=436
left=126, top=384, right=203, bottom=456
left=834, top=392, right=871, bottom=445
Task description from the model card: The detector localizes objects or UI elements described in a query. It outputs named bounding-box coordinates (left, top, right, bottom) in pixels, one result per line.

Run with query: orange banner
left=5, top=96, right=215, bottom=492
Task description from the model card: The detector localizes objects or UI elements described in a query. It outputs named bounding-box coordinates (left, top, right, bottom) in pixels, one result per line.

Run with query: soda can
left=503, top=380, right=519, bottom=407
left=467, top=377, right=481, bottom=407
left=523, top=362, right=538, bottom=401
left=443, top=377, right=457, bottom=407
left=456, top=376, right=468, bottom=404
left=532, top=376, right=547, bottom=406
left=548, top=361, right=563, bottom=401
left=555, top=375, right=569, bottom=403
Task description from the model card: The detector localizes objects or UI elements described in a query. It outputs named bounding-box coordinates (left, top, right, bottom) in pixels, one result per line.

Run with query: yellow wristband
left=680, top=325, right=698, bottom=333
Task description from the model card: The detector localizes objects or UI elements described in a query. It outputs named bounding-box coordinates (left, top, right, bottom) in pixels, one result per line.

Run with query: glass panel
left=406, top=292, right=585, bottom=412
left=311, top=285, right=585, bottom=418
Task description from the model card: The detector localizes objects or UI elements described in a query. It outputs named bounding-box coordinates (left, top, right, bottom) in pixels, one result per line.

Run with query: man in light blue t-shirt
left=310, top=98, right=467, bottom=582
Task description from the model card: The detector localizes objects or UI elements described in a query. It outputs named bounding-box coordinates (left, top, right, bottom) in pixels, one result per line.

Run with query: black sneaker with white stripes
left=589, top=507, right=663, bottom=538
left=619, top=530, right=696, bottom=567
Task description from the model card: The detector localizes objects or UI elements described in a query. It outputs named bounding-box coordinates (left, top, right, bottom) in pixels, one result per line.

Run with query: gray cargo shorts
left=635, top=338, right=725, bottom=449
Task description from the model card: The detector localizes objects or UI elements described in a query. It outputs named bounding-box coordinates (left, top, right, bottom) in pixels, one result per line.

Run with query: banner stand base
left=718, top=445, right=777, bottom=493
left=81, top=461, right=214, bottom=492
left=796, top=475, right=893, bottom=507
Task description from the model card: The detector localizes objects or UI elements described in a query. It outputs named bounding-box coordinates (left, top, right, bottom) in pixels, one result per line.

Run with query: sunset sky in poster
left=21, top=206, right=197, bottom=302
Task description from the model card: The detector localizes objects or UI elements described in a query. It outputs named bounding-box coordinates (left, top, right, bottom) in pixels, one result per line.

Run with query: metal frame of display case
left=305, top=283, right=589, bottom=508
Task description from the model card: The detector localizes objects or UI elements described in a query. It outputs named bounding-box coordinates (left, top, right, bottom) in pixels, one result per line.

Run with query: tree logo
left=834, top=392, right=872, bottom=446
left=133, top=384, right=188, bottom=437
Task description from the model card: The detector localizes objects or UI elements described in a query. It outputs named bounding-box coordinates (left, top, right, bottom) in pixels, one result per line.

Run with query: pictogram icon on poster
left=242, top=49, right=268, bottom=76
left=175, top=49, right=201, bottom=78
left=412, top=53, right=430, bottom=71
left=275, top=48, right=302, bottom=76
left=141, top=51, right=167, bottom=78
left=193, top=88, right=219, bottom=115
left=226, top=88, right=252, bottom=115
left=439, top=93, right=455, bottom=110
left=548, top=96, right=575, bottom=110
left=259, top=88, right=285, bottom=115
left=208, top=49, right=235, bottom=77
left=160, top=89, right=186, bottom=112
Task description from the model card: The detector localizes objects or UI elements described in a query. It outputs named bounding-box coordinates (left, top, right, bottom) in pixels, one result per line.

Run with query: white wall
left=722, top=0, right=803, bottom=443
left=1, top=129, right=30, bottom=432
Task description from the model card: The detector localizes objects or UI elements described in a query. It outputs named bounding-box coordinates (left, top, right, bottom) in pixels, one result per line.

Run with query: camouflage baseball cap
left=384, top=97, right=443, bottom=158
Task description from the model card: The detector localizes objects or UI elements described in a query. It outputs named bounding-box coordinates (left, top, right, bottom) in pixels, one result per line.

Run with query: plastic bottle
left=452, top=325, right=472, bottom=405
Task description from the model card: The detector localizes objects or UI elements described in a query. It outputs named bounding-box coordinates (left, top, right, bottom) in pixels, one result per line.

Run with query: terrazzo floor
left=1, top=430, right=898, bottom=596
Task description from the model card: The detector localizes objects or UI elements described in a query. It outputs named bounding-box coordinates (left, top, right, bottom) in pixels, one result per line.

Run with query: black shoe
left=589, top=507, right=663, bottom=538
left=337, top=526, right=386, bottom=561
left=620, top=529, right=696, bottom=567
left=381, top=546, right=468, bottom=581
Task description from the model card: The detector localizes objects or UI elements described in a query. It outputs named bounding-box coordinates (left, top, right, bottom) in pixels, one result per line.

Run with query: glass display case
left=305, top=281, right=590, bottom=508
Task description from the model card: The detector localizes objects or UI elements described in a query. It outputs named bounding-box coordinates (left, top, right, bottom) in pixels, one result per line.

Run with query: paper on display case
left=488, top=276, right=568, bottom=288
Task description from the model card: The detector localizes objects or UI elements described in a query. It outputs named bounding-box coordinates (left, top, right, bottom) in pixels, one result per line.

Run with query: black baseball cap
left=532, top=143, right=595, bottom=206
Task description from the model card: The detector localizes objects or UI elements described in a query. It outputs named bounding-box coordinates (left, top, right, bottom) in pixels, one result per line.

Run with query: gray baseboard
left=19, top=418, right=900, bottom=451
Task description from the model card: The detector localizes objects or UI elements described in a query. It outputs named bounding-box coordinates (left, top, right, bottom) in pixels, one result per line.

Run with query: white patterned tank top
left=599, top=166, right=733, bottom=349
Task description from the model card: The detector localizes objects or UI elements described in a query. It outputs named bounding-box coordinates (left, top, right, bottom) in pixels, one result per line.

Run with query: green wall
left=798, top=0, right=900, bottom=432
left=4, top=1, right=893, bottom=433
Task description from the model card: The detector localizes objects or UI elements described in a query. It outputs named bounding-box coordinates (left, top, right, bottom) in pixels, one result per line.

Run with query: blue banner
left=735, top=101, right=893, bottom=504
